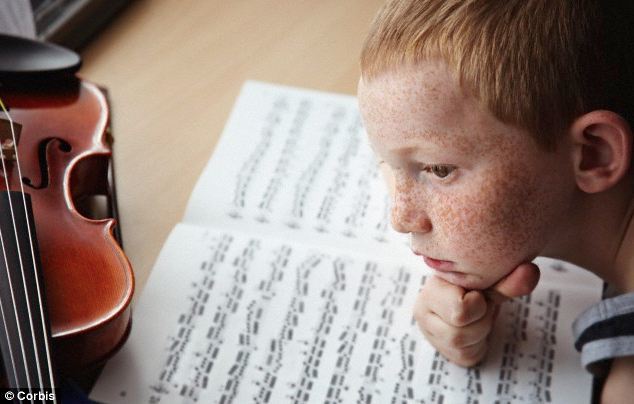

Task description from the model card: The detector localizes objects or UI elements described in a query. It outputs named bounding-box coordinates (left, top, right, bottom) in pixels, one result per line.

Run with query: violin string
left=0, top=100, right=41, bottom=402
left=0, top=100, right=53, bottom=394
left=0, top=98, right=34, bottom=391
left=0, top=103, right=21, bottom=389
left=2, top=99, right=57, bottom=403
left=1, top=96, right=58, bottom=396
left=2, top=98, right=57, bottom=393
left=0, top=216, right=20, bottom=387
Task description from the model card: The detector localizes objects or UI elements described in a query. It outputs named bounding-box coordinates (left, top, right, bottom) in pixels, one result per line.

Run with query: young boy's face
left=358, top=61, right=576, bottom=290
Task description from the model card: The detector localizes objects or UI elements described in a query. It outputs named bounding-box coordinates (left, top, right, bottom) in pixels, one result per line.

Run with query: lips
left=411, top=248, right=458, bottom=270
left=412, top=250, right=454, bottom=270
left=422, top=256, right=455, bottom=271
left=414, top=252, right=477, bottom=288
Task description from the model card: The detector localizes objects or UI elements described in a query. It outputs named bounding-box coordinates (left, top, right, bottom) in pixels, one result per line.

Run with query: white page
left=91, top=224, right=600, bottom=404
left=183, top=81, right=406, bottom=259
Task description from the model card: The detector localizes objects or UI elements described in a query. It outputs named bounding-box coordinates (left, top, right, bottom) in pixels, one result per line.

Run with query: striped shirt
left=573, top=291, right=634, bottom=376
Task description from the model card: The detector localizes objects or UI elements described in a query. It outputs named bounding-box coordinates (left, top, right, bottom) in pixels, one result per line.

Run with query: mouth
left=413, top=252, right=476, bottom=288
left=422, top=256, right=455, bottom=271
left=412, top=250, right=455, bottom=271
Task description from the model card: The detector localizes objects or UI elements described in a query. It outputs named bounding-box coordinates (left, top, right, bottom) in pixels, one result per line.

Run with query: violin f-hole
left=22, top=138, right=72, bottom=190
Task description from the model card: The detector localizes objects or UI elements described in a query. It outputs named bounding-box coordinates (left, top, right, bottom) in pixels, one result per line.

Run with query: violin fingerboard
left=0, top=191, right=56, bottom=390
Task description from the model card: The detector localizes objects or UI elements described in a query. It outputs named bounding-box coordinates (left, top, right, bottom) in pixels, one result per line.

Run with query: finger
left=440, top=339, right=489, bottom=367
left=418, top=276, right=488, bottom=326
left=420, top=303, right=497, bottom=350
left=484, top=262, right=541, bottom=304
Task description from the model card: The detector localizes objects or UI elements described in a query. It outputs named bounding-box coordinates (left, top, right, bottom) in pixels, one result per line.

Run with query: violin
left=0, top=34, right=134, bottom=398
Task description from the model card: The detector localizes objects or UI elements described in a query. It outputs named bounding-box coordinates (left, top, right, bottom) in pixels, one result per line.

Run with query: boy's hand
left=414, top=263, right=541, bottom=367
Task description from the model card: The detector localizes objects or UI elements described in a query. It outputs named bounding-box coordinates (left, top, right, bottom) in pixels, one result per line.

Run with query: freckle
left=363, top=61, right=566, bottom=286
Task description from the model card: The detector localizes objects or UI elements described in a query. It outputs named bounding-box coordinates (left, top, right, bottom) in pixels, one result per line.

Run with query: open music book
left=90, top=81, right=602, bottom=403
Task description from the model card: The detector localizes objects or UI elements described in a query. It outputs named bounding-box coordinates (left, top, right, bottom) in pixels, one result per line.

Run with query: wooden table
left=80, top=0, right=383, bottom=292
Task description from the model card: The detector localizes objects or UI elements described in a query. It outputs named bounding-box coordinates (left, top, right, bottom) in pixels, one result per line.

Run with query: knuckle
left=436, top=340, right=483, bottom=367
left=447, top=330, right=468, bottom=349
left=455, top=344, right=487, bottom=367
left=450, top=304, right=469, bottom=326
left=413, top=310, right=434, bottom=338
left=455, top=355, right=480, bottom=367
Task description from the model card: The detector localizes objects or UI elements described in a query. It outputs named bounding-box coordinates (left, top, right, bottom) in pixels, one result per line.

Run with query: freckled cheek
left=430, top=197, right=499, bottom=266
left=430, top=180, right=545, bottom=273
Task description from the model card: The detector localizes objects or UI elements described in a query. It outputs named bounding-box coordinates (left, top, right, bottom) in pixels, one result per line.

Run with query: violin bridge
left=0, top=118, right=21, bottom=161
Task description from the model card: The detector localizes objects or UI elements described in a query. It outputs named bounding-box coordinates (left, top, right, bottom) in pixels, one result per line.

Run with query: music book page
left=91, top=81, right=602, bottom=404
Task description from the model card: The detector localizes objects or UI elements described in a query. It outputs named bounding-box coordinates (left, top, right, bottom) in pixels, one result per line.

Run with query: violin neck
left=0, top=191, right=56, bottom=390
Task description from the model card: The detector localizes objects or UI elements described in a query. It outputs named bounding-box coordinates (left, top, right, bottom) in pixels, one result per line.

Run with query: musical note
left=91, top=82, right=601, bottom=404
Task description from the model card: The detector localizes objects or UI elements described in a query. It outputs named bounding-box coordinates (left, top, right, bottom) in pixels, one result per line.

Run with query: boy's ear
left=569, top=110, right=632, bottom=193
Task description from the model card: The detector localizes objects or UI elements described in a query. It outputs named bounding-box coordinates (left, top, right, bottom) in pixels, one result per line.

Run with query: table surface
left=80, top=0, right=384, bottom=292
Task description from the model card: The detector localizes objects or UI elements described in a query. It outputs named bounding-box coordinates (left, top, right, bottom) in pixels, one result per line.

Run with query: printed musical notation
left=493, top=291, right=562, bottom=404
left=183, top=83, right=398, bottom=254
left=90, top=82, right=601, bottom=404
left=92, top=225, right=599, bottom=404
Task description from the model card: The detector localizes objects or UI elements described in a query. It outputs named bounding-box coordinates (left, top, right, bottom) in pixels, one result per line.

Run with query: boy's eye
left=426, top=164, right=455, bottom=178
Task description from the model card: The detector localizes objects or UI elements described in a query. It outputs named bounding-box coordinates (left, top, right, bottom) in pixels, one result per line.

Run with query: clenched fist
left=414, top=263, right=541, bottom=367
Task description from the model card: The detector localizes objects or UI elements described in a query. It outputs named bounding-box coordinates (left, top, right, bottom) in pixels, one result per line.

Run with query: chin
left=432, top=270, right=489, bottom=290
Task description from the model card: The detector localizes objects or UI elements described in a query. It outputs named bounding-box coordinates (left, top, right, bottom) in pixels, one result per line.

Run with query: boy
left=357, top=1, right=634, bottom=402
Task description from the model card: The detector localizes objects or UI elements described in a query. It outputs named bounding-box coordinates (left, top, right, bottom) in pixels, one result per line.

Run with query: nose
left=390, top=178, right=432, bottom=234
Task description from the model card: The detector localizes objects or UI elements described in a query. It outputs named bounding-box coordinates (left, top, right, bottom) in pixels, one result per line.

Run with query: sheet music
left=183, top=81, right=405, bottom=259
left=91, top=82, right=602, bottom=403
left=91, top=224, right=599, bottom=404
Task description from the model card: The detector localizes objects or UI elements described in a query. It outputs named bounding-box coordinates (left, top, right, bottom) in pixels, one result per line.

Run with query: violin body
left=0, top=78, right=134, bottom=374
